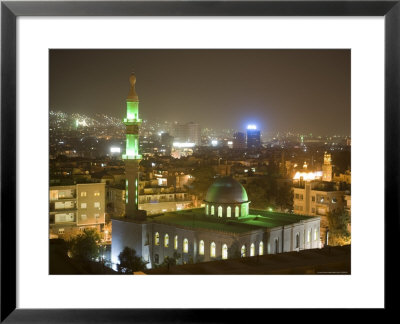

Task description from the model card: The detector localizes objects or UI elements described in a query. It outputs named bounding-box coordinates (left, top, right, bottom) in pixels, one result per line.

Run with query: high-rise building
left=122, top=73, right=146, bottom=220
left=160, top=132, right=174, bottom=155
left=233, top=132, right=246, bottom=149
left=174, top=122, right=201, bottom=146
left=246, top=126, right=261, bottom=149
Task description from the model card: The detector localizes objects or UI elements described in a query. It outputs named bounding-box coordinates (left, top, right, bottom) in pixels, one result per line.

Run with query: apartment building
left=49, top=182, right=106, bottom=239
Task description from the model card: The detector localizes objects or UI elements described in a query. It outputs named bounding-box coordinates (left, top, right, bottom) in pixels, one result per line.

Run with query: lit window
left=80, top=203, right=87, bottom=209
left=211, top=206, right=215, bottom=215
left=250, top=243, right=255, bottom=256
left=259, top=241, right=264, bottom=255
left=199, top=240, right=204, bottom=255
left=94, top=192, right=100, bottom=196
left=174, top=235, right=178, bottom=250
left=307, top=230, right=311, bottom=243
left=164, top=234, right=169, bottom=247
left=218, top=206, right=223, bottom=217
left=58, top=228, right=64, bottom=234
left=94, top=202, right=100, bottom=208
left=235, top=206, right=239, bottom=217
left=210, top=242, right=216, bottom=258
left=222, top=244, right=228, bottom=260
left=81, top=192, right=87, bottom=197
left=314, top=228, right=318, bottom=241
left=241, top=204, right=247, bottom=217
left=155, top=232, right=160, bottom=245
left=227, top=206, right=231, bottom=218
left=241, top=245, right=246, bottom=257
left=206, top=204, right=209, bottom=215
left=183, top=238, right=189, bottom=253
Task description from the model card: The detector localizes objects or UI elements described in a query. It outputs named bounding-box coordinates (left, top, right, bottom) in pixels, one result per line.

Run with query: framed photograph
left=1, top=0, right=398, bottom=321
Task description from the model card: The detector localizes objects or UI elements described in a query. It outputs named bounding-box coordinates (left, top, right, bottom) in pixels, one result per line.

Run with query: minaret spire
left=123, top=73, right=146, bottom=220
left=127, top=72, right=139, bottom=101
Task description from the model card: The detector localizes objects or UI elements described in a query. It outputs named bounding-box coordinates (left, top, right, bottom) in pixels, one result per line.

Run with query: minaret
left=122, top=73, right=146, bottom=219
left=322, top=152, right=332, bottom=182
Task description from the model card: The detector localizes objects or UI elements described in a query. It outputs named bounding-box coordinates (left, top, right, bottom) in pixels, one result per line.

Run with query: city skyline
left=50, top=49, right=350, bottom=136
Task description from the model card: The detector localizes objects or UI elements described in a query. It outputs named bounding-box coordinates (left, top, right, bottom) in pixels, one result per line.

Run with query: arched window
left=296, top=233, right=300, bottom=249
left=174, top=235, right=178, bottom=250
left=199, top=240, right=204, bottom=255
left=210, top=242, right=216, bottom=258
left=259, top=241, right=264, bottom=255
left=314, top=228, right=318, bottom=241
left=235, top=206, right=239, bottom=217
left=250, top=243, right=255, bottom=256
left=211, top=205, right=215, bottom=215
left=227, top=206, right=231, bottom=218
left=164, top=234, right=169, bottom=247
left=155, top=232, right=160, bottom=246
left=275, top=238, right=279, bottom=254
left=241, top=204, right=247, bottom=217
left=183, top=238, right=188, bottom=253
left=222, top=244, right=228, bottom=260
left=206, top=204, right=209, bottom=215
left=218, top=206, right=223, bottom=217
left=241, top=245, right=246, bottom=257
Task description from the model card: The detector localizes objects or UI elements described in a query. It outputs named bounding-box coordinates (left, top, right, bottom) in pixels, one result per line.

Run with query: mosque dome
left=205, top=177, right=249, bottom=204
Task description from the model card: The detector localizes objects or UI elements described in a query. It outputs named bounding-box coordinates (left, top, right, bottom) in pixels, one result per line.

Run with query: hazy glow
left=247, top=125, right=256, bottom=130
left=211, top=140, right=218, bottom=146
left=293, top=171, right=323, bottom=181
left=110, top=147, right=121, bottom=153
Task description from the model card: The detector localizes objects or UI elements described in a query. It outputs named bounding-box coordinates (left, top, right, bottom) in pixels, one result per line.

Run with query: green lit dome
left=205, top=177, right=249, bottom=204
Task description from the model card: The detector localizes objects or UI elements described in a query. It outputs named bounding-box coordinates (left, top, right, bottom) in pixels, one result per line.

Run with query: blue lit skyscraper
left=246, top=125, right=261, bottom=149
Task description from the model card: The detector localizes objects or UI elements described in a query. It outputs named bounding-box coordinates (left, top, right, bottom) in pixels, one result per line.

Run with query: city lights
left=211, top=140, right=218, bottom=146
left=247, top=124, right=257, bottom=130
left=293, top=171, right=323, bottom=181
left=173, top=142, right=195, bottom=148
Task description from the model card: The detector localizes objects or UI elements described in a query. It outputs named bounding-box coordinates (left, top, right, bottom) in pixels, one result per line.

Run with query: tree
left=327, top=209, right=351, bottom=246
left=243, top=177, right=274, bottom=209
left=68, top=228, right=101, bottom=262
left=186, top=166, right=216, bottom=200
left=118, top=247, right=148, bottom=273
left=275, top=183, right=294, bottom=211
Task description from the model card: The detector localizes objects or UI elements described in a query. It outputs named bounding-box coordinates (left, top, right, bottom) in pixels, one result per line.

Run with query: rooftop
left=144, top=245, right=351, bottom=275
left=147, top=208, right=316, bottom=234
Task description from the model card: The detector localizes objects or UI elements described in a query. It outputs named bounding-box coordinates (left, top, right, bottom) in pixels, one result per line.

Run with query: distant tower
left=122, top=73, right=146, bottom=219
left=246, top=125, right=261, bottom=149
left=322, top=152, right=332, bottom=182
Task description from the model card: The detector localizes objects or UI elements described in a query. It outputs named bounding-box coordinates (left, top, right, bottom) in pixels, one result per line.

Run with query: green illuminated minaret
left=123, top=73, right=146, bottom=219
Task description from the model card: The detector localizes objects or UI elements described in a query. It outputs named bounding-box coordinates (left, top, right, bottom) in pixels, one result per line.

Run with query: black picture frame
left=1, top=0, right=398, bottom=321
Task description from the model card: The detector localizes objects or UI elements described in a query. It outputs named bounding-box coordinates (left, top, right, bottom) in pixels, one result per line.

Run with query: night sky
left=50, top=49, right=350, bottom=135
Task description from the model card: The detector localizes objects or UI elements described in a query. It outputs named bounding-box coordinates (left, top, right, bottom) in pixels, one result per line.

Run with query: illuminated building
left=246, top=125, right=261, bottom=149
left=122, top=73, right=147, bottom=220
left=233, top=132, right=246, bottom=149
left=322, top=152, right=332, bottom=181
left=49, top=183, right=106, bottom=239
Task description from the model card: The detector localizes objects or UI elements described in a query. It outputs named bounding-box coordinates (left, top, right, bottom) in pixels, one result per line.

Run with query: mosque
left=111, top=74, right=321, bottom=270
